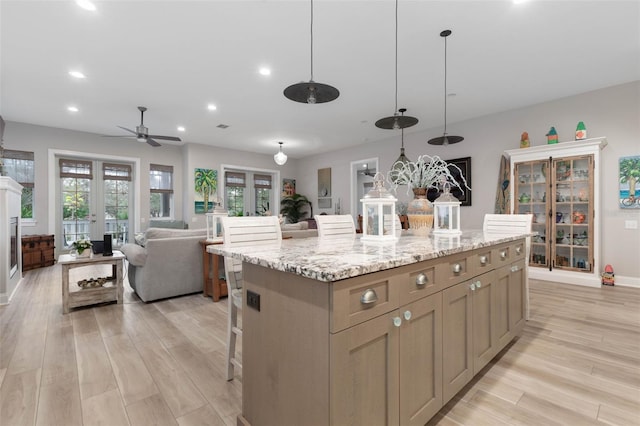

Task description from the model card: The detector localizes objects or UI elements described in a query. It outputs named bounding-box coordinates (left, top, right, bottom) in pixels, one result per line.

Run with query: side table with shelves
left=58, top=251, right=124, bottom=314
left=199, top=240, right=228, bottom=302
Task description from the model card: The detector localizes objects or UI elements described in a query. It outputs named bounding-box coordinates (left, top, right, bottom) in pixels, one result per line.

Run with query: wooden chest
left=22, top=234, right=55, bottom=271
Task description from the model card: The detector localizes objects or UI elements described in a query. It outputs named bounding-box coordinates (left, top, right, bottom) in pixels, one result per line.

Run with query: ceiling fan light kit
left=375, top=0, right=418, bottom=130
left=274, top=141, right=288, bottom=165
left=284, top=0, right=339, bottom=104
left=428, top=29, right=464, bottom=146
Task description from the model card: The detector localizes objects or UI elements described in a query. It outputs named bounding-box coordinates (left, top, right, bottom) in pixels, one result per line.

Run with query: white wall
left=296, top=81, right=640, bottom=283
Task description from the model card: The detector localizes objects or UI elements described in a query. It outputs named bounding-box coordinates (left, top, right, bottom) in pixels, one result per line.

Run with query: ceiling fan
left=103, top=106, right=181, bottom=147
left=359, top=164, right=376, bottom=177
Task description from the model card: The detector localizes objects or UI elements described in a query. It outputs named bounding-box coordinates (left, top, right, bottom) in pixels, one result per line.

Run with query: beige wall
left=3, top=81, right=639, bottom=283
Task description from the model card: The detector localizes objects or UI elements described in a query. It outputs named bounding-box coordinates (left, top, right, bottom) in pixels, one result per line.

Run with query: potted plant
left=72, top=239, right=93, bottom=257
left=280, top=193, right=311, bottom=224
left=389, top=155, right=470, bottom=234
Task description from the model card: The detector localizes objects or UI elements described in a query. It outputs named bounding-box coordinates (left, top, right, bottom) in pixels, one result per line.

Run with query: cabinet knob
left=452, top=263, right=462, bottom=274
left=404, top=310, right=412, bottom=321
left=393, top=317, right=402, bottom=327
left=415, top=273, right=428, bottom=287
left=470, top=282, right=476, bottom=291
left=360, top=289, right=378, bottom=305
left=512, top=265, right=519, bottom=272
left=500, top=251, right=507, bottom=260
left=516, top=246, right=522, bottom=255
left=479, top=255, right=488, bottom=265
left=476, top=280, right=482, bottom=288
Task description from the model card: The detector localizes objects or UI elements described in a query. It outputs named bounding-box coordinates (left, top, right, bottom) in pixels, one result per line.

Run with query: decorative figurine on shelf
left=520, top=131, right=530, bottom=148
left=575, top=121, right=587, bottom=140
left=546, top=126, right=558, bottom=144
left=601, top=264, right=615, bottom=286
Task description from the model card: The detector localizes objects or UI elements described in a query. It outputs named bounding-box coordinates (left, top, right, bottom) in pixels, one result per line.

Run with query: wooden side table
left=58, top=251, right=124, bottom=314
left=199, top=240, right=228, bottom=302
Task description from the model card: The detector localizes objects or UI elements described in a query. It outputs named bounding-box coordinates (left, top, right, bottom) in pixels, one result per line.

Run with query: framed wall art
left=619, top=155, right=640, bottom=209
left=427, top=156, right=472, bottom=206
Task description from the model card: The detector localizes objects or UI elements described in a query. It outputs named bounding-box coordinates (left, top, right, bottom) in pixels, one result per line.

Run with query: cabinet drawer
left=471, top=246, right=495, bottom=276
left=436, top=251, right=474, bottom=289
left=493, top=240, right=526, bottom=268
left=331, top=270, right=401, bottom=333
left=400, top=259, right=440, bottom=305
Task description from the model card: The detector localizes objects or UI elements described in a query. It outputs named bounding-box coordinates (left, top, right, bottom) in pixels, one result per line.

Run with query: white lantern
left=206, top=201, right=228, bottom=242
left=361, top=173, right=398, bottom=241
left=433, top=182, right=462, bottom=235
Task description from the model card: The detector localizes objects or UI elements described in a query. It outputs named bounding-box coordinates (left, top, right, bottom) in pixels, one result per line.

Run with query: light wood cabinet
left=240, top=238, right=526, bottom=426
left=506, top=137, right=607, bottom=287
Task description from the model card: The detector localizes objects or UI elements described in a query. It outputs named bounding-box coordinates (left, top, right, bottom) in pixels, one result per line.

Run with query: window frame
left=3, top=149, right=35, bottom=222
left=149, top=163, right=174, bottom=219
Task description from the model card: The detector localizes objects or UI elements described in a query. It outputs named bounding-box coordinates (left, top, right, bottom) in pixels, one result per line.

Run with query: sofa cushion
left=148, top=219, right=188, bottom=229
left=120, top=243, right=147, bottom=267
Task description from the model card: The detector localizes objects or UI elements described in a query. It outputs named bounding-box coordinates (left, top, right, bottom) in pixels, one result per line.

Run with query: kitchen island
left=209, top=230, right=529, bottom=426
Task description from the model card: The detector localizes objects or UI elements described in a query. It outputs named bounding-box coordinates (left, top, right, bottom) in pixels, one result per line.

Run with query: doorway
left=350, top=157, right=379, bottom=225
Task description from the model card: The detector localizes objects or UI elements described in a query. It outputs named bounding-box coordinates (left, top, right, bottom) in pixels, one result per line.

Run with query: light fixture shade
left=428, top=29, right=464, bottom=145
left=274, top=142, right=288, bottom=165
left=389, top=124, right=412, bottom=184
left=284, top=81, right=339, bottom=104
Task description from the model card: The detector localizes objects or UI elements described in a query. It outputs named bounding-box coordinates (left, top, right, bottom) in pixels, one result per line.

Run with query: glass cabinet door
left=551, top=156, right=593, bottom=272
left=514, top=160, right=550, bottom=268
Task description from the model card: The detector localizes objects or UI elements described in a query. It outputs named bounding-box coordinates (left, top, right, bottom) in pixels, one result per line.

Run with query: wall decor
left=282, top=178, right=296, bottom=197
left=318, top=167, right=331, bottom=197
left=194, top=168, right=217, bottom=214
left=427, top=157, right=472, bottom=206
left=619, top=155, right=640, bottom=208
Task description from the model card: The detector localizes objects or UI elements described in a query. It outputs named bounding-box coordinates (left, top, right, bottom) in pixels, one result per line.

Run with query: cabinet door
left=442, top=281, right=473, bottom=402
left=399, top=293, right=442, bottom=426
left=508, top=259, right=527, bottom=335
left=331, top=311, right=400, bottom=426
left=552, top=155, right=594, bottom=272
left=514, top=160, right=550, bottom=269
left=471, top=270, right=497, bottom=374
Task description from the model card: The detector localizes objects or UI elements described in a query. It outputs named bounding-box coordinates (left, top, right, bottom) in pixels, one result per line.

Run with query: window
left=254, top=174, right=272, bottom=215
left=225, top=171, right=245, bottom=216
left=3, top=149, right=34, bottom=219
left=103, top=163, right=131, bottom=244
left=150, top=164, right=173, bottom=218
left=60, top=158, right=92, bottom=245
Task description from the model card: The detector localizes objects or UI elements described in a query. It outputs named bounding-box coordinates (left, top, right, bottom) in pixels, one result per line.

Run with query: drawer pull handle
left=416, top=273, right=428, bottom=286
left=452, top=263, right=462, bottom=274
left=404, top=310, right=412, bottom=321
left=479, top=255, right=488, bottom=265
left=516, top=246, right=522, bottom=255
left=500, top=251, right=507, bottom=260
left=360, top=289, right=378, bottom=305
left=470, top=282, right=476, bottom=291
left=393, top=316, right=402, bottom=327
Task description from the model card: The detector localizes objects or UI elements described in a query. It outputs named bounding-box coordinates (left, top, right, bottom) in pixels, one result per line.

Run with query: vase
left=76, top=249, right=91, bottom=258
left=407, top=188, right=434, bottom=236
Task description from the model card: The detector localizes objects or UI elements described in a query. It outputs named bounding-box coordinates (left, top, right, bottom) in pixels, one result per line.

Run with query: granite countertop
left=207, top=230, right=530, bottom=282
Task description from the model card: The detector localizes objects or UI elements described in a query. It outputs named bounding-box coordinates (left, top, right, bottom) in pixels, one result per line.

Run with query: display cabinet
left=505, top=137, right=607, bottom=287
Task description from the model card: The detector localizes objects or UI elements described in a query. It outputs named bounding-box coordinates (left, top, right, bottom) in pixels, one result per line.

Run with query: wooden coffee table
left=59, top=250, right=125, bottom=314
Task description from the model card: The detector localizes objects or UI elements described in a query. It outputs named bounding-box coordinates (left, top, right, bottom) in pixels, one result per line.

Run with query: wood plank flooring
left=1, top=264, right=639, bottom=425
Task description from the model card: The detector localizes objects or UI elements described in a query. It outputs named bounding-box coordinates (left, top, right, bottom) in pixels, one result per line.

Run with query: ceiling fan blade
left=101, top=134, right=134, bottom=138
left=146, top=138, right=161, bottom=147
left=117, top=126, right=137, bottom=135
left=147, top=134, right=181, bottom=142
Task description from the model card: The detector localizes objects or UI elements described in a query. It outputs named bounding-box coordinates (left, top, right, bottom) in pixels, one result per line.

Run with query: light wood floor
left=1, top=264, right=639, bottom=426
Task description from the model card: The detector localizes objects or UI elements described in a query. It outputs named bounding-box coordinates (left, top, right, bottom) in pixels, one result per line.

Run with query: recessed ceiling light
left=69, top=70, right=86, bottom=79
left=207, top=103, right=217, bottom=111
left=177, top=126, right=185, bottom=132
left=67, top=106, right=79, bottom=112
left=75, top=0, right=96, bottom=11
left=259, top=67, right=271, bottom=76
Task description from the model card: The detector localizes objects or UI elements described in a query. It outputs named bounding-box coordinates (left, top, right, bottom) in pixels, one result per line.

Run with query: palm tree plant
left=280, top=193, right=311, bottom=223
left=194, top=168, right=217, bottom=212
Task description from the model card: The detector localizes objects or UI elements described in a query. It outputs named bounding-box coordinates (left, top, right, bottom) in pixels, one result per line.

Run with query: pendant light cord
left=310, top=0, right=314, bottom=82
left=443, top=34, right=448, bottom=135
left=394, top=0, right=398, bottom=113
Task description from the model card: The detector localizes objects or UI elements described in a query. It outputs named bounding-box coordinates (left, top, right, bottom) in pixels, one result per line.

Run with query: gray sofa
left=120, top=227, right=206, bottom=302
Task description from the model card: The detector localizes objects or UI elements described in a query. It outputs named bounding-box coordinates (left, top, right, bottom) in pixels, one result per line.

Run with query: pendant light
left=428, top=29, right=464, bottom=145
left=274, top=142, right=288, bottom=165
left=389, top=108, right=412, bottom=184
left=375, top=0, right=418, bottom=130
left=284, top=0, right=339, bottom=104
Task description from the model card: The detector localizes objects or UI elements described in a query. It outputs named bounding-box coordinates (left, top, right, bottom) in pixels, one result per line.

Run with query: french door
left=60, top=158, right=133, bottom=250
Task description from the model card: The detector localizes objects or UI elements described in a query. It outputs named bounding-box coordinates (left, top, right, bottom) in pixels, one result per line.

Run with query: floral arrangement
left=72, top=239, right=93, bottom=254
left=388, top=154, right=470, bottom=195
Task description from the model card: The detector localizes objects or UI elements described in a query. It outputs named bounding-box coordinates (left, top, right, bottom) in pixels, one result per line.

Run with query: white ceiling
left=1, top=1, right=639, bottom=159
